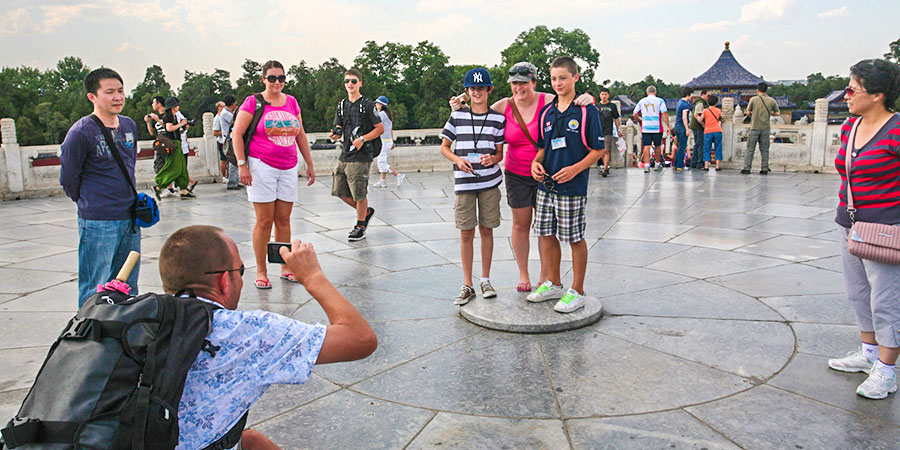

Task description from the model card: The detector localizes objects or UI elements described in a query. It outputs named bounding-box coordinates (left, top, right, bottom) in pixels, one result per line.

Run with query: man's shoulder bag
left=88, top=115, right=159, bottom=230
left=844, top=117, right=900, bottom=264
left=224, top=93, right=267, bottom=165
left=0, top=290, right=247, bottom=450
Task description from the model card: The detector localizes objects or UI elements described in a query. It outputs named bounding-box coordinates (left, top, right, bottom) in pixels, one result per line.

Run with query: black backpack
left=223, top=94, right=267, bottom=165
left=0, top=290, right=245, bottom=450
left=337, top=97, right=382, bottom=158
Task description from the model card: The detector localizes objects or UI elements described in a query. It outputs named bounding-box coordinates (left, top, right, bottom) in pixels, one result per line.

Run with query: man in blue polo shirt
left=527, top=56, right=604, bottom=314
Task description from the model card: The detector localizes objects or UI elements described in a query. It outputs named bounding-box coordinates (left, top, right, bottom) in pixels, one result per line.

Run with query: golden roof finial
left=725, top=41, right=730, bottom=51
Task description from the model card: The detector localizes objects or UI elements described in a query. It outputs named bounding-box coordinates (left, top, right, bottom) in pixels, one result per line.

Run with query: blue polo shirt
left=536, top=99, right=603, bottom=196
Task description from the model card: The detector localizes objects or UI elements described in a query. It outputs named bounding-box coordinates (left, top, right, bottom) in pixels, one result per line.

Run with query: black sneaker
left=364, top=207, right=375, bottom=227
left=152, top=186, right=162, bottom=201
left=760, top=170, right=769, bottom=175
left=348, top=226, right=366, bottom=241
left=601, top=168, right=609, bottom=177
left=180, top=191, right=196, bottom=200
left=740, top=169, right=751, bottom=174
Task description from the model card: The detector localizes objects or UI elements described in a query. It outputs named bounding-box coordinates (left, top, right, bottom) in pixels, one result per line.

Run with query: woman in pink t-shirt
left=451, top=62, right=593, bottom=292
left=231, top=60, right=315, bottom=289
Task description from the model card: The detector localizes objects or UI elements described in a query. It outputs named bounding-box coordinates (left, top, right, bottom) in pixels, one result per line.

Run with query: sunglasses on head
left=204, top=264, right=245, bottom=277
left=266, top=75, right=286, bottom=83
left=344, top=78, right=359, bottom=85
left=542, top=178, right=557, bottom=193
left=508, top=66, right=534, bottom=77
left=845, top=86, right=868, bottom=98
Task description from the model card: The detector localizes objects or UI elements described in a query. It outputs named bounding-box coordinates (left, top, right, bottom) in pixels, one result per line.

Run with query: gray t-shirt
left=378, top=110, right=392, bottom=141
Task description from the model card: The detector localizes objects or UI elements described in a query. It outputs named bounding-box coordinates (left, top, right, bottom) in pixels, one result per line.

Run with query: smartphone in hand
left=266, top=242, right=291, bottom=264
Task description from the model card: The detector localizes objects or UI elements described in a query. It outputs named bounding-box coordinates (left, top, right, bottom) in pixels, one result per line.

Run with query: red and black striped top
left=835, top=113, right=900, bottom=228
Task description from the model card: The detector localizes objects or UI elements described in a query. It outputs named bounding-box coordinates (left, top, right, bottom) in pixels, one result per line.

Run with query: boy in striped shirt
left=440, top=68, right=506, bottom=305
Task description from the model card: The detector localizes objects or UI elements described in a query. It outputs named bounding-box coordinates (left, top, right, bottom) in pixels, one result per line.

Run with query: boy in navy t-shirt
left=527, top=57, right=604, bottom=313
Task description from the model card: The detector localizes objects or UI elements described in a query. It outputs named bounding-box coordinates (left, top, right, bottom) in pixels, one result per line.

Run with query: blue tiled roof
left=685, top=47, right=764, bottom=89
left=807, top=90, right=848, bottom=109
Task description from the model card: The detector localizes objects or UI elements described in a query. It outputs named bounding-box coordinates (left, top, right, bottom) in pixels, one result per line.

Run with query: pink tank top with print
left=503, top=93, right=546, bottom=177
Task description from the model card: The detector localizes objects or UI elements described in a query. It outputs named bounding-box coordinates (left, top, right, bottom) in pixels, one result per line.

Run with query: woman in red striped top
left=828, top=59, right=900, bottom=399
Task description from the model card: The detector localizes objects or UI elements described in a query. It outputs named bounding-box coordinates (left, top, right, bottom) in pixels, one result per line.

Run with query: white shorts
left=246, top=156, right=298, bottom=203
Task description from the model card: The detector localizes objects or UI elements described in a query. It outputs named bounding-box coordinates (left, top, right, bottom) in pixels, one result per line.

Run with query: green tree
left=177, top=69, right=234, bottom=137
left=885, top=37, right=900, bottom=63
left=499, top=26, right=600, bottom=95
left=235, top=59, right=263, bottom=100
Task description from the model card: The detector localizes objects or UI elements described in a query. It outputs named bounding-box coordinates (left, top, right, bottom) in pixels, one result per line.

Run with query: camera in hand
left=267, top=242, right=291, bottom=264
left=332, top=126, right=343, bottom=137
left=186, top=119, right=196, bottom=127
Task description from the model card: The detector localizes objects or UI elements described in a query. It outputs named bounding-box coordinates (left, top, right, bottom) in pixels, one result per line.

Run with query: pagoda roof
left=685, top=42, right=764, bottom=89
left=808, top=90, right=848, bottom=109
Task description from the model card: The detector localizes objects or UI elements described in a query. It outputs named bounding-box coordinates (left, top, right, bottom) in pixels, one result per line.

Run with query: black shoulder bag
left=89, top=115, right=159, bottom=231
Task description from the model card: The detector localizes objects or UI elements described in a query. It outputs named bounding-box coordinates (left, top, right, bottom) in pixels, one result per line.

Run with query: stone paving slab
left=3, top=169, right=899, bottom=448
left=459, top=288, right=602, bottom=333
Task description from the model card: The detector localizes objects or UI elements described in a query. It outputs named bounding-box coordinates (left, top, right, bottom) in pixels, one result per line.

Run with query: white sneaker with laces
left=396, top=173, right=406, bottom=186
left=554, top=288, right=586, bottom=313
left=374, top=180, right=388, bottom=188
left=828, top=348, right=874, bottom=374
left=857, top=365, right=898, bottom=399
left=526, top=281, right=565, bottom=303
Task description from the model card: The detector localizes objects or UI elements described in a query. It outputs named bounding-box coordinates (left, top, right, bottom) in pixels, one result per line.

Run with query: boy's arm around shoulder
left=279, top=240, right=377, bottom=364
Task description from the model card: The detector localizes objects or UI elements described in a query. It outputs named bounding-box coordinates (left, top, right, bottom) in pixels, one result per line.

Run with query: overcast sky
left=0, top=0, right=894, bottom=91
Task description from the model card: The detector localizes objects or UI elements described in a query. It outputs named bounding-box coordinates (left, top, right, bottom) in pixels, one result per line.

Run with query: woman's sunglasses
left=844, top=86, right=868, bottom=98
left=344, top=78, right=359, bottom=85
left=266, top=75, right=286, bottom=83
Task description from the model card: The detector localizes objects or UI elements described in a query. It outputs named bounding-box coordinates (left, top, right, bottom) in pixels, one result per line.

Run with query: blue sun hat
left=463, top=68, right=493, bottom=87
left=375, top=96, right=389, bottom=106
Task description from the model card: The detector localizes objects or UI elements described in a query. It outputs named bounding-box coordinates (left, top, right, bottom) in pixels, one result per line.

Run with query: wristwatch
left=237, top=160, right=246, bottom=166
left=359, top=136, right=366, bottom=144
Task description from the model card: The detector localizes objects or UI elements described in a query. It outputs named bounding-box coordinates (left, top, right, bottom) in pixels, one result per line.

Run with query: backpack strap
left=88, top=115, right=138, bottom=232
left=243, top=94, right=267, bottom=159
left=1, top=418, right=80, bottom=447
left=539, top=106, right=551, bottom=144
left=580, top=106, right=589, bottom=150
left=201, top=411, right=249, bottom=450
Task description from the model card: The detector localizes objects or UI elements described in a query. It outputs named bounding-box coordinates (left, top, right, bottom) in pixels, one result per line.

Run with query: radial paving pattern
left=2, top=168, right=900, bottom=448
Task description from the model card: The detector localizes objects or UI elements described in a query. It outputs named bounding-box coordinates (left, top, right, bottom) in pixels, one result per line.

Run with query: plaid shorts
left=533, top=189, right=587, bottom=243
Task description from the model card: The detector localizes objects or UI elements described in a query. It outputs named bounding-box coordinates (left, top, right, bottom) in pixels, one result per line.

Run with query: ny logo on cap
left=473, top=73, right=483, bottom=83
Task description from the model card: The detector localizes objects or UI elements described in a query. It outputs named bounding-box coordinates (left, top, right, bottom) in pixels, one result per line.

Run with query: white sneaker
left=396, top=173, right=406, bottom=186
left=857, top=365, right=898, bottom=399
left=526, top=281, right=565, bottom=303
left=374, top=180, right=388, bottom=188
left=222, top=177, right=229, bottom=183
left=554, top=288, right=586, bottom=313
left=828, top=348, right=874, bottom=374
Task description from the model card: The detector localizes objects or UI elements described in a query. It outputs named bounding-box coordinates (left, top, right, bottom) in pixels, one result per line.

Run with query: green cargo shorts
left=332, top=160, right=372, bottom=202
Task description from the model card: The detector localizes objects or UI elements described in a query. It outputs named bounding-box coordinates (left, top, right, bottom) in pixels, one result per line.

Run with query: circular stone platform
left=459, top=287, right=602, bottom=333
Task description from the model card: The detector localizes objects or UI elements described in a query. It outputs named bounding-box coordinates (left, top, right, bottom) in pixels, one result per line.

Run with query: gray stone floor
left=2, top=167, right=900, bottom=449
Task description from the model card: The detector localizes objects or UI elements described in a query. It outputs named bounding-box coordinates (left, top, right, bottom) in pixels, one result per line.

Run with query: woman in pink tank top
left=452, top=62, right=593, bottom=292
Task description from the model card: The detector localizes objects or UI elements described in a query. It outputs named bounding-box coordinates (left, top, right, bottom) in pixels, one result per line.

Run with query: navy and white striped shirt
left=440, top=108, right=506, bottom=193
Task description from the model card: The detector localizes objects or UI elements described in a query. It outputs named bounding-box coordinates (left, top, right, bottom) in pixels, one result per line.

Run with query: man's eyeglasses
left=204, top=264, right=245, bottom=277
left=266, top=75, right=286, bottom=83
left=845, top=86, right=868, bottom=98
left=344, top=78, right=359, bottom=85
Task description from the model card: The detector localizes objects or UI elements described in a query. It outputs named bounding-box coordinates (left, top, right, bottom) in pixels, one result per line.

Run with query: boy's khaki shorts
left=454, top=186, right=502, bottom=230
left=332, top=161, right=371, bottom=201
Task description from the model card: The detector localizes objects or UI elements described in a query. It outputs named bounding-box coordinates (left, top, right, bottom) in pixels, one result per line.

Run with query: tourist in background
left=219, top=95, right=241, bottom=190
left=153, top=97, right=195, bottom=199
left=673, top=87, right=693, bottom=172
left=373, top=96, right=405, bottom=188
left=633, top=85, right=669, bottom=173
left=596, top=87, right=620, bottom=176
left=742, top=81, right=780, bottom=175
left=449, top=61, right=593, bottom=293
left=174, top=98, right=199, bottom=192
left=232, top=60, right=315, bottom=289
left=828, top=58, right=900, bottom=400
left=701, top=95, right=723, bottom=171
left=689, top=90, right=709, bottom=169
left=59, top=68, right=141, bottom=306
left=144, top=95, right=167, bottom=174
left=212, top=100, right=228, bottom=182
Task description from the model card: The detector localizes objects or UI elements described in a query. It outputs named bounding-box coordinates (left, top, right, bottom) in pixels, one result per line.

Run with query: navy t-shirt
left=59, top=115, right=138, bottom=220
left=536, top=99, right=603, bottom=196
left=674, top=99, right=691, bottom=131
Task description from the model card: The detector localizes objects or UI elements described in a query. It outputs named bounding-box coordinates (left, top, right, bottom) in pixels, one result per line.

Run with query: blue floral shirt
left=177, top=297, right=326, bottom=449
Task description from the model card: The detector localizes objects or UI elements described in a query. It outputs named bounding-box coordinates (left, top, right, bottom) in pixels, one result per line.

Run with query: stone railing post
left=610, top=100, right=624, bottom=168
left=624, top=118, right=636, bottom=168
left=720, top=97, right=735, bottom=163
left=201, top=112, right=217, bottom=179
left=1, top=118, right=24, bottom=193
left=810, top=98, right=829, bottom=168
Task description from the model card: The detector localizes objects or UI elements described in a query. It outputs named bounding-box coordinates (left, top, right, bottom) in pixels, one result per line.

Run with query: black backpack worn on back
left=337, top=97, right=382, bottom=158
left=0, top=290, right=245, bottom=450
left=224, top=93, right=267, bottom=166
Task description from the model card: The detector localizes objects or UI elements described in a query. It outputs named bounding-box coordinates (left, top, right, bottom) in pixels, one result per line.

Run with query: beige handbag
left=845, top=118, right=900, bottom=264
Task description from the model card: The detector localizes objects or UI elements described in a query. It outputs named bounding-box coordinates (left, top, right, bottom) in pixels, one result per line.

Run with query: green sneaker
left=554, top=288, right=586, bottom=313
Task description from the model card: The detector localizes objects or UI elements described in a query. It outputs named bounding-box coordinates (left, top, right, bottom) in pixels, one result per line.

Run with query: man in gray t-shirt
left=742, top=82, right=781, bottom=175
